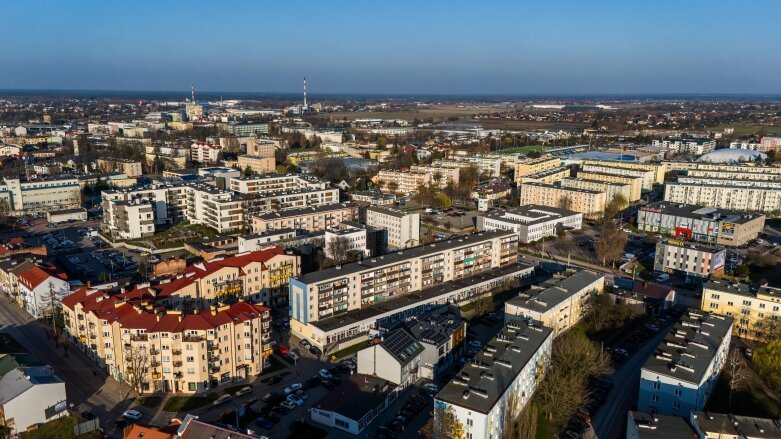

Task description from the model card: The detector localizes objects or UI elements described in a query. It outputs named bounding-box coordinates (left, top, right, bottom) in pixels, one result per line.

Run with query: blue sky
left=1, top=0, right=779, bottom=94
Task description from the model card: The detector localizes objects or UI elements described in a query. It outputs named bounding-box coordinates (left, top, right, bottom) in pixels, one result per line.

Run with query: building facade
left=251, top=202, right=358, bottom=234
left=519, top=182, right=606, bottom=219
left=477, top=204, right=582, bottom=243
left=701, top=280, right=781, bottom=340
left=366, top=206, right=420, bottom=249
left=654, top=240, right=726, bottom=279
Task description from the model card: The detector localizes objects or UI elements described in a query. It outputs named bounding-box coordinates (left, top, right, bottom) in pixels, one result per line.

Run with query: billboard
left=721, top=222, right=735, bottom=238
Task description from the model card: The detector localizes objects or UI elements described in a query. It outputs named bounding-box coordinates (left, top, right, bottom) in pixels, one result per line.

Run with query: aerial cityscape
left=0, top=1, right=780, bottom=439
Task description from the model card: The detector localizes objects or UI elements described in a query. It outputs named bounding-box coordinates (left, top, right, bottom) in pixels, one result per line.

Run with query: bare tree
left=326, top=236, right=351, bottom=266
left=473, top=296, right=492, bottom=318
left=387, top=181, right=399, bottom=194
left=503, top=391, right=521, bottom=439
left=123, top=345, right=151, bottom=398
left=755, top=316, right=781, bottom=343
left=594, top=223, right=628, bottom=267
left=39, top=280, right=66, bottom=336
left=558, top=195, right=573, bottom=211
left=725, top=349, right=749, bottom=409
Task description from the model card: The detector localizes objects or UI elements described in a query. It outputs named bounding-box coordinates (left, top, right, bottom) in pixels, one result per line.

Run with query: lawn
left=260, top=354, right=289, bottom=375
left=163, top=393, right=218, bottom=412
left=535, top=407, right=560, bottom=439
left=495, top=145, right=545, bottom=155
left=705, top=375, right=780, bottom=418
left=707, top=123, right=781, bottom=136
left=330, top=342, right=366, bottom=361
left=20, top=416, right=102, bottom=439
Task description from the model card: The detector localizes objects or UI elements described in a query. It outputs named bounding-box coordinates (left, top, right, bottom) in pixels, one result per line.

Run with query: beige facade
left=580, top=159, right=666, bottom=184
left=96, top=158, right=144, bottom=177
left=580, top=164, right=655, bottom=190
left=701, top=280, right=781, bottom=340
left=575, top=171, right=643, bottom=201
left=664, top=182, right=781, bottom=214
left=252, top=203, right=358, bottom=234
left=409, top=165, right=461, bottom=186
left=514, top=157, right=560, bottom=183
left=519, top=182, right=605, bottom=219
left=661, top=161, right=781, bottom=174
left=237, top=155, right=275, bottom=174
left=63, top=291, right=271, bottom=394
left=519, top=167, right=570, bottom=186
left=376, top=170, right=431, bottom=194
left=560, top=178, right=632, bottom=208
left=246, top=139, right=277, bottom=158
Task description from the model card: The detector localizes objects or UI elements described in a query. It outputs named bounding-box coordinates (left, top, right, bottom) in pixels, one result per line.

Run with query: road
left=0, top=293, right=130, bottom=437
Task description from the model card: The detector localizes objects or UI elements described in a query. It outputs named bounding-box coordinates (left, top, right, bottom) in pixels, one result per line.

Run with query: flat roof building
left=477, top=204, right=582, bottom=243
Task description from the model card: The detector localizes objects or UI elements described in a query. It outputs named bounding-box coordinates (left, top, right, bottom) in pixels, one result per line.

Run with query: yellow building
left=519, top=167, right=570, bottom=186
left=580, top=159, right=667, bottom=184
left=559, top=178, right=632, bottom=208
left=515, top=156, right=560, bottom=184
left=701, top=280, right=781, bottom=340
left=575, top=171, right=643, bottom=201
left=237, top=154, right=275, bottom=174
left=519, top=182, right=606, bottom=219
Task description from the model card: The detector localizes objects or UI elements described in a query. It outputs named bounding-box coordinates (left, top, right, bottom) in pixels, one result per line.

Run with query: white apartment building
left=664, top=182, right=781, bottom=214
left=0, top=176, right=81, bottom=215
left=252, top=202, right=358, bottom=234
left=580, top=164, right=655, bottom=190
left=289, top=231, right=530, bottom=351
left=324, top=226, right=369, bottom=259
left=638, top=310, right=732, bottom=416
left=652, top=137, right=716, bottom=156
left=435, top=320, right=553, bottom=439
left=654, top=240, right=726, bottom=279
left=432, top=156, right=503, bottom=177
left=662, top=161, right=781, bottom=175
left=575, top=171, right=643, bottom=201
left=730, top=141, right=765, bottom=151
left=105, top=199, right=155, bottom=239
left=366, top=206, right=420, bottom=249
left=505, top=270, right=605, bottom=336
left=477, top=204, right=582, bottom=243
left=190, top=142, right=222, bottom=164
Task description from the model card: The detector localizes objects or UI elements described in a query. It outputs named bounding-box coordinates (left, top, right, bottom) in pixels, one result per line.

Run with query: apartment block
left=505, top=270, right=605, bottom=336
left=62, top=290, right=271, bottom=394
left=686, top=169, right=781, bottom=181
left=237, top=154, right=275, bottom=174
left=661, top=161, right=781, bottom=175
left=17, top=264, right=70, bottom=319
left=409, top=165, right=461, bottom=186
left=376, top=170, right=431, bottom=194
left=575, top=171, right=643, bottom=201
left=0, top=176, right=80, bottom=215
left=638, top=202, right=765, bottom=247
left=580, top=159, right=667, bottom=184
left=324, top=226, right=369, bottom=259
left=96, top=158, right=144, bottom=177
left=701, top=280, right=781, bottom=340
left=515, top=156, right=561, bottom=183
left=519, top=182, right=606, bottom=219
left=106, top=199, right=155, bottom=239
left=761, top=135, right=781, bottom=152
left=251, top=202, right=358, bottom=234
left=560, top=177, right=632, bottom=208
left=654, top=240, right=726, bottom=279
left=519, top=167, right=570, bottom=185
left=580, top=164, right=655, bottom=190
left=663, top=182, right=781, bottom=214
left=652, top=137, right=716, bottom=155
left=366, top=206, right=420, bottom=249
left=477, top=204, right=582, bottom=243
left=435, top=320, right=553, bottom=439
left=638, top=310, right=732, bottom=416
left=190, top=141, right=222, bottom=164
left=229, top=174, right=339, bottom=216
left=432, top=156, right=502, bottom=177
left=288, top=231, right=530, bottom=351
left=245, top=139, right=277, bottom=158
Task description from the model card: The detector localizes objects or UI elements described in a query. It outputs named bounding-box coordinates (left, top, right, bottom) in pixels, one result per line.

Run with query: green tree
left=419, top=405, right=465, bottom=439
left=276, top=164, right=288, bottom=174
left=433, top=193, right=452, bottom=209
left=752, top=339, right=781, bottom=392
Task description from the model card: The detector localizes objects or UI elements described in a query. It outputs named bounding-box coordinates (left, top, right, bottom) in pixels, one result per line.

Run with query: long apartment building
left=575, top=171, right=642, bottom=201
left=432, top=156, right=503, bottom=177
left=663, top=181, right=781, bottom=214
left=0, top=176, right=81, bottom=215
left=365, top=206, right=420, bottom=249
left=701, top=280, right=781, bottom=340
left=580, top=159, right=667, bottom=184
left=560, top=178, right=632, bottom=208
left=252, top=202, right=358, bottom=234
left=638, top=310, right=732, bottom=416
left=686, top=169, right=781, bottom=181
left=62, top=289, right=271, bottom=394
left=580, top=164, right=655, bottom=190
left=519, top=166, right=570, bottom=185
left=229, top=174, right=339, bottom=215
left=435, top=320, right=553, bottom=439
left=520, top=182, right=606, bottom=219
left=638, top=202, right=765, bottom=247
left=661, top=161, right=781, bottom=174
left=95, top=158, right=143, bottom=177
left=410, top=165, right=461, bottom=186
left=652, top=137, right=716, bottom=156
left=477, top=204, right=582, bottom=243
left=376, top=170, right=431, bottom=194
left=505, top=270, right=605, bottom=336
left=514, top=156, right=561, bottom=184
left=289, top=231, right=531, bottom=351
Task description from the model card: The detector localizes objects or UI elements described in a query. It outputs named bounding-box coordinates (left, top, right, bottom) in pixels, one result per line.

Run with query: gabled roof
left=185, top=247, right=286, bottom=280
left=18, top=265, right=66, bottom=290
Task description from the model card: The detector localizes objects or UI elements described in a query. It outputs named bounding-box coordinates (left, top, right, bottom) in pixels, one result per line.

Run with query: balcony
left=183, top=335, right=205, bottom=342
left=173, top=361, right=183, bottom=367
left=150, top=360, right=161, bottom=367
left=172, top=349, right=182, bottom=356
left=150, top=348, right=160, bottom=355
left=131, top=334, right=148, bottom=342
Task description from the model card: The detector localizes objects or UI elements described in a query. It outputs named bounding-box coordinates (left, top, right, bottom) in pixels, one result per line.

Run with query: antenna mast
left=191, top=84, right=196, bottom=103
left=303, top=77, right=308, bottom=109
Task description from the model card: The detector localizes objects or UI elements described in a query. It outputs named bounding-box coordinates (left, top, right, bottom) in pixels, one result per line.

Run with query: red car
left=277, top=344, right=289, bottom=355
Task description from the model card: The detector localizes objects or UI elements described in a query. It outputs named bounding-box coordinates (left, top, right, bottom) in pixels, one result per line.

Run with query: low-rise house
left=309, top=374, right=399, bottom=435
left=0, top=366, right=67, bottom=434
left=356, top=328, right=424, bottom=387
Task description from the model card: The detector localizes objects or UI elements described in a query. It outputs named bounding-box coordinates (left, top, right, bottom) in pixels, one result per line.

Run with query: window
left=673, top=400, right=680, bottom=409
left=335, top=419, right=349, bottom=429
left=674, top=388, right=682, bottom=396
left=651, top=394, right=659, bottom=402
left=467, top=419, right=473, bottom=426
left=652, top=381, right=660, bottom=389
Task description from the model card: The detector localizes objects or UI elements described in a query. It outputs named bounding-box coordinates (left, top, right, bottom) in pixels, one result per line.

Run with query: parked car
left=254, top=417, right=274, bottom=429
left=288, top=351, right=300, bottom=362
left=122, top=410, right=143, bottom=420
left=280, top=400, right=297, bottom=410
left=299, top=339, right=311, bottom=348
left=287, top=395, right=304, bottom=406
left=277, top=344, right=289, bottom=355
left=235, top=386, right=252, bottom=397
left=309, top=345, right=322, bottom=356
left=213, top=394, right=233, bottom=406
left=284, top=383, right=303, bottom=395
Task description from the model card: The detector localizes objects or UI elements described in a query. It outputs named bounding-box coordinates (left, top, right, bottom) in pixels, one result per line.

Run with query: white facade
left=478, top=205, right=582, bottom=243
left=18, top=268, right=70, bottom=319
left=190, top=142, right=222, bottom=164
left=0, top=177, right=81, bottom=215
left=653, top=138, right=716, bottom=156
left=664, top=182, right=781, bottom=214
left=0, top=367, right=67, bottom=434
left=366, top=207, right=420, bottom=249
left=324, top=227, right=368, bottom=259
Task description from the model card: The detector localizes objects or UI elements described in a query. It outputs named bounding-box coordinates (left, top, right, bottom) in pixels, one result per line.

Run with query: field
left=312, top=104, right=513, bottom=123
left=707, top=123, right=781, bottom=136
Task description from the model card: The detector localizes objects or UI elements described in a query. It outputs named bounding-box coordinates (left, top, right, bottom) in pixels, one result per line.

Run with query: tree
left=243, top=165, right=254, bottom=177
left=473, top=295, right=492, bottom=318
left=558, top=195, right=573, bottom=211
left=594, top=223, right=628, bottom=267
left=276, top=164, right=287, bottom=174
left=39, top=280, right=66, bottom=336
left=535, top=331, right=611, bottom=423
left=387, top=181, right=399, bottom=194
left=0, top=199, right=10, bottom=225
left=752, top=339, right=781, bottom=392
left=123, top=345, right=151, bottom=397
left=432, top=171, right=443, bottom=187
left=603, top=193, right=629, bottom=223
left=724, top=349, right=749, bottom=409
left=432, top=193, right=452, bottom=209
left=326, top=236, right=351, bottom=266
left=419, top=405, right=465, bottom=439
left=755, top=316, right=781, bottom=343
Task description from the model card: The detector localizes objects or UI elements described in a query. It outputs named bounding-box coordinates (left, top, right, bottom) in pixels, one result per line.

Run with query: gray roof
left=310, top=261, right=533, bottom=333
left=704, top=279, right=781, bottom=300
left=400, top=306, right=465, bottom=346
left=506, top=270, right=604, bottom=314
left=481, top=204, right=580, bottom=226
left=628, top=412, right=697, bottom=439
left=312, top=373, right=396, bottom=422
left=641, top=202, right=763, bottom=224
left=256, top=202, right=354, bottom=220
left=297, top=230, right=516, bottom=285
left=436, top=320, right=553, bottom=414
left=366, top=205, right=410, bottom=218
left=0, top=366, right=62, bottom=405
left=641, top=310, right=733, bottom=385
left=693, top=411, right=781, bottom=438
left=380, top=328, right=424, bottom=366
